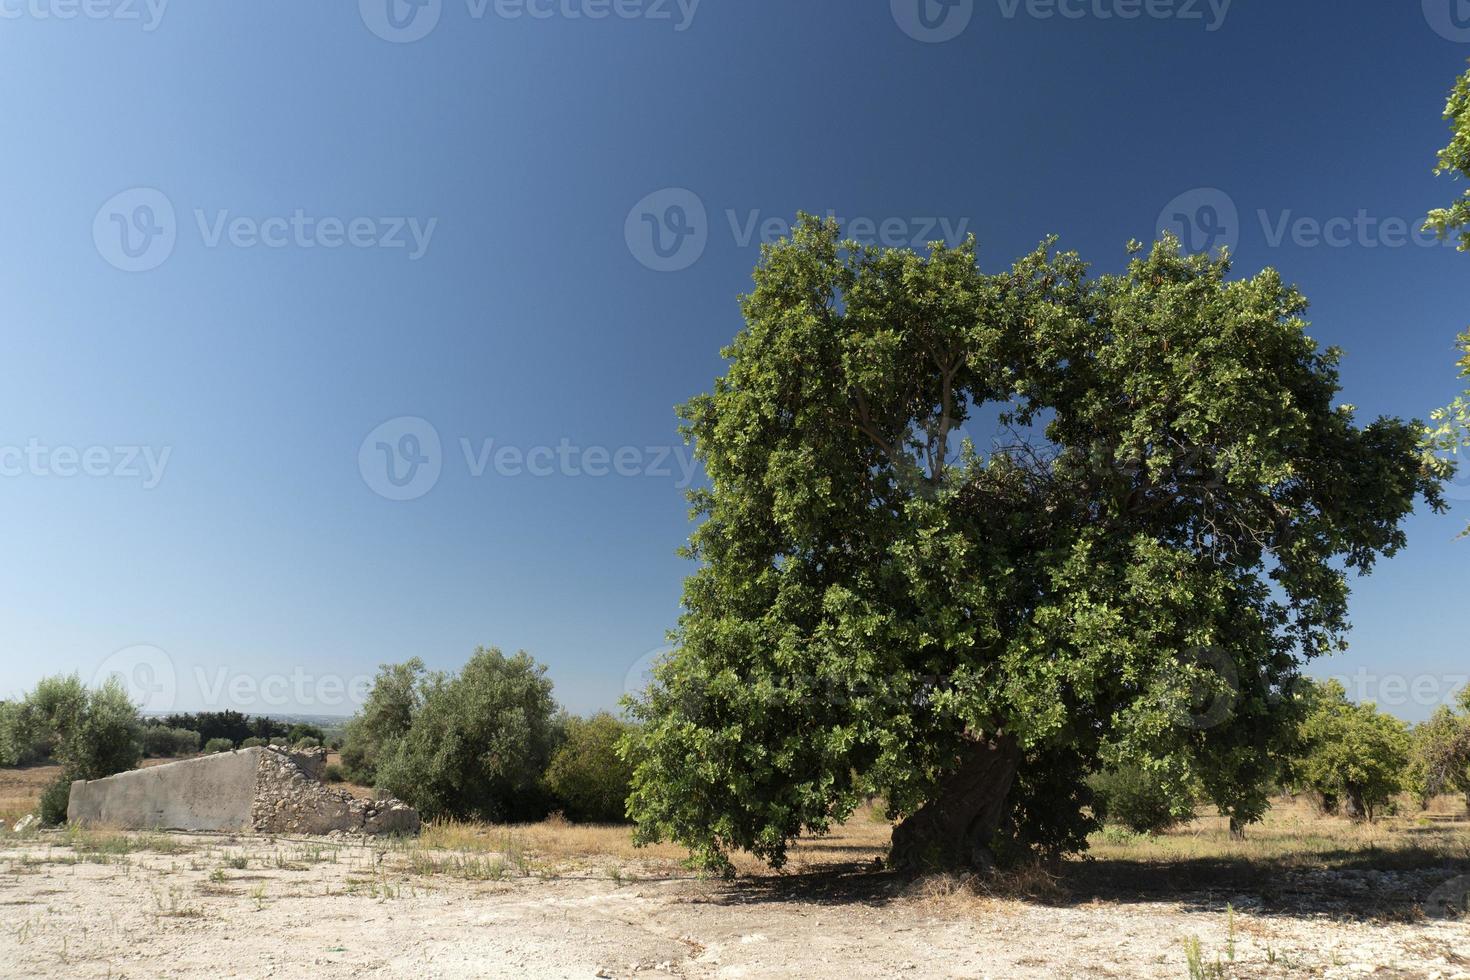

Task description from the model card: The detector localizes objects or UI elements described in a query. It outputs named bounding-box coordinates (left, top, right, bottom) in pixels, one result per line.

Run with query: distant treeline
left=157, top=711, right=326, bottom=749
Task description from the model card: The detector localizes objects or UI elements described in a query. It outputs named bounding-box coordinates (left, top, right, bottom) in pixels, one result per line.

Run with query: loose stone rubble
left=251, top=747, right=420, bottom=836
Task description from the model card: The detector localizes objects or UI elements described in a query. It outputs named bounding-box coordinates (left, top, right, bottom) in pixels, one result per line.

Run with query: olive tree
left=626, top=217, right=1443, bottom=872
left=340, top=658, right=426, bottom=784
left=375, top=647, right=558, bottom=822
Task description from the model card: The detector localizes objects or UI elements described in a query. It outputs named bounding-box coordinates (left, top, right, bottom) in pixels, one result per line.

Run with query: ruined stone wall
left=67, top=746, right=419, bottom=836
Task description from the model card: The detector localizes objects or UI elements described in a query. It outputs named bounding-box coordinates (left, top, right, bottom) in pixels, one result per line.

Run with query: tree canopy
left=1424, top=64, right=1470, bottom=533
left=625, top=216, right=1444, bottom=872
left=1296, top=679, right=1411, bottom=822
left=1426, top=64, right=1470, bottom=251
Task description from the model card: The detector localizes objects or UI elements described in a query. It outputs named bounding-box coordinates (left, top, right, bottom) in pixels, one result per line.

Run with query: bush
left=239, top=737, right=266, bottom=749
left=1408, top=690, right=1470, bottom=810
left=204, top=738, right=235, bottom=754
left=140, top=725, right=201, bottom=758
left=292, top=736, right=321, bottom=749
left=0, top=700, right=49, bottom=767
left=376, top=647, right=558, bottom=822
left=1296, top=679, right=1411, bottom=822
left=340, top=659, right=426, bottom=785
left=545, top=713, right=636, bottom=823
left=287, top=723, right=326, bottom=745
left=323, top=763, right=346, bottom=783
left=1089, top=763, right=1198, bottom=834
left=39, top=775, right=72, bottom=827
left=6, top=675, right=143, bottom=781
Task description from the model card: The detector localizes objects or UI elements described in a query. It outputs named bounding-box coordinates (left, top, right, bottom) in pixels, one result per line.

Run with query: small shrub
left=323, top=763, right=346, bottom=783
left=39, top=774, right=72, bottom=826
left=141, top=725, right=201, bottom=758
left=1089, top=765, right=1197, bottom=834
left=204, top=738, right=235, bottom=754
left=239, top=737, right=266, bottom=749
left=292, top=736, right=321, bottom=749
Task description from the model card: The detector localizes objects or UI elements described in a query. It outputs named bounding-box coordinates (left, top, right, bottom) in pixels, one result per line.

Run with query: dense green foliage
left=39, top=775, right=72, bottom=826
left=204, top=737, right=235, bottom=754
left=1424, top=66, right=1470, bottom=533
left=373, top=648, right=559, bottom=823
left=626, top=217, right=1442, bottom=871
left=1409, top=687, right=1470, bottom=810
left=340, top=659, right=426, bottom=785
left=140, top=724, right=202, bottom=758
left=0, top=675, right=144, bottom=825
left=1426, top=65, right=1470, bottom=250
left=1296, top=680, right=1411, bottom=822
left=158, top=710, right=296, bottom=747
left=1088, top=761, right=1199, bottom=835
left=545, top=712, right=637, bottom=823
left=3, top=675, right=142, bottom=782
left=1423, top=330, right=1470, bottom=536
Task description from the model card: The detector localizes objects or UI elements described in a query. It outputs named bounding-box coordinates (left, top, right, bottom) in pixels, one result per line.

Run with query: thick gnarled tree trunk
left=890, top=734, right=1021, bottom=873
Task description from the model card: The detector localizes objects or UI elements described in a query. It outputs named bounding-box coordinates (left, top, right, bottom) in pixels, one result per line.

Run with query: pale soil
left=1, top=800, right=1468, bottom=979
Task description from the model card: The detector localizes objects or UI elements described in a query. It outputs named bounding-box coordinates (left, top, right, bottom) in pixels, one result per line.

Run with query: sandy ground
left=0, top=823, right=1467, bottom=980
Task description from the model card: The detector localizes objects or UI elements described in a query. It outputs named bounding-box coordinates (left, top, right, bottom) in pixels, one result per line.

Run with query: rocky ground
left=0, top=821, right=1466, bottom=979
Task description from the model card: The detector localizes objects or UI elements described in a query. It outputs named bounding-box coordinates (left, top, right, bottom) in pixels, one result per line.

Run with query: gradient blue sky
left=1, top=1, right=1466, bottom=721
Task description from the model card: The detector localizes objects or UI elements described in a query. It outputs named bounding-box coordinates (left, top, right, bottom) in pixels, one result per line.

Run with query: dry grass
left=0, top=764, right=60, bottom=825
left=1085, top=795, right=1470, bottom=871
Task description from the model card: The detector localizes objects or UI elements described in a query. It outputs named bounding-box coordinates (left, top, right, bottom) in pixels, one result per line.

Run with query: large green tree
left=626, top=216, right=1443, bottom=873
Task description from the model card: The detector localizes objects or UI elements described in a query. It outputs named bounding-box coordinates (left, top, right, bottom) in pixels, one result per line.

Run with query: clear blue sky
left=1, top=1, right=1466, bottom=721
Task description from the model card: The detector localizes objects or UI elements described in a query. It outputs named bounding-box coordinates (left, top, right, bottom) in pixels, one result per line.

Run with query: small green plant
left=1183, top=936, right=1226, bottom=980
